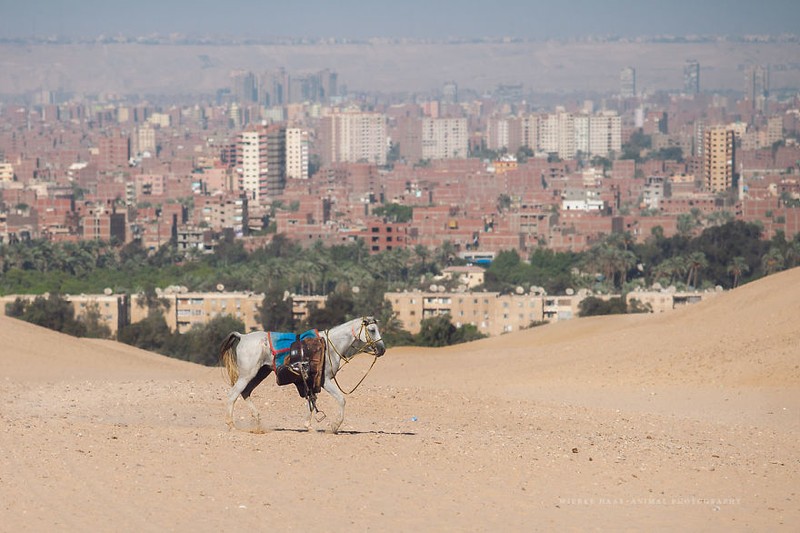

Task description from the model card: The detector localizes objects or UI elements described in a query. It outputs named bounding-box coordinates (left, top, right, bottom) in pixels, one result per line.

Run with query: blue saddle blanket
left=268, top=329, right=319, bottom=366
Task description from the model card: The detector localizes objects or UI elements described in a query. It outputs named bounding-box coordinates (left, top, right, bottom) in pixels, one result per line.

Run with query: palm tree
left=615, top=249, right=638, bottom=288
left=727, top=256, right=749, bottom=288
left=684, top=252, right=708, bottom=289
left=677, top=213, right=699, bottom=237
left=784, top=241, right=800, bottom=269
left=413, top=244, right=431, bottom=274
left=706, top=210, right=734, bottom=228
left=761, top=248, right=784, bottom=276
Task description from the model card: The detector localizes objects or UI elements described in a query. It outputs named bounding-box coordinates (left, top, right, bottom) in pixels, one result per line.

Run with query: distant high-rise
left=745, top=64, right=769, bottom=112
left=620, top=67, right=636, bottom=98
left=442, top=81, right=458, bottom=104
left=588, top=111, right=622, bottom=158
left=421, top=117, right=469, bottom=160
left=231, top=71, right=259, bottom=104
left=702, top=126, right=735, bottom=193
left=279, top=69, right=339, bottom=104
left=320, top=110, right=387, bottom=166
left=131, top=125, right=156, bottom=157
left=265, top=125, right=287, bottom=197
left=236, top=128, right=268, bottom=202
left=285, top=128, right=309, bottom=180
left=684, top=60, right=700, bottom=94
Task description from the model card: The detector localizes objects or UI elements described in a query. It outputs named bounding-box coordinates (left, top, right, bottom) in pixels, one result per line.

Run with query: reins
left=324, top=318, right=381, bottom=395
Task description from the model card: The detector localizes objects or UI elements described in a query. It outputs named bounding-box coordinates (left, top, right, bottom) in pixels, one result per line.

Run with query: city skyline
left=1, top=0, right=800, bottom=41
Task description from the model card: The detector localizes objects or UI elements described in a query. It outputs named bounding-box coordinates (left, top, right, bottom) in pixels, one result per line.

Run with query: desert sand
left=1, top=269, right=799, bottom=531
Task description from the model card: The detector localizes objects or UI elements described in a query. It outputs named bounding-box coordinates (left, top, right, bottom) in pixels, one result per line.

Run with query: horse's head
left=359, top=316, right=386, bottom=357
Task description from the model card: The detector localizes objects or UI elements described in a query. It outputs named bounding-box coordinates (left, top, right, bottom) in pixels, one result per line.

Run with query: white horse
left=219, top=316, right=386, bottom=433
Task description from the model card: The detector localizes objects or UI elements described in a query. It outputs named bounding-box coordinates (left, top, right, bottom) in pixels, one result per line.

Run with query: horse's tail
left=219, top=332, right=242, bottom=386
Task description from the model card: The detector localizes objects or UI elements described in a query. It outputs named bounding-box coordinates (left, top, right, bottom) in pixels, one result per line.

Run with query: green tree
left=727, top=256, right=750, bottom=288
left=80, top=302, right=112, bottom=339
left=258, top=286, right=295, bottom=332
left=761, top=248, right=784, bottom=275
left=303, top=291, right=355, bottom=330
left=684, top=251, right=708, bottom=288
left=173, top=314, right=246, bottom=365
left=372, top=203, right=413, bottom=223
left=578, top=296, right=627, bottom=317
left=18, top=293, right=87, bottom=337
left=416, top=314, right=458, bottom=347
left=677, top=213, right=699, bottom=237
left=117, top=313, right=173, bottom=355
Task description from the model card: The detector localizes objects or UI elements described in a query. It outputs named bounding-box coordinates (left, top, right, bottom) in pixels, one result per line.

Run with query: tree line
left=2, top=220, right=799, bottom=363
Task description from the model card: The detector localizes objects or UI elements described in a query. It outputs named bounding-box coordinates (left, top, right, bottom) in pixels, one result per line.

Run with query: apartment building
left=285, top=128, right=309, bottom=180
left=397, top=117, right=469, bottom=162
left=236, top=128, right=269, bottom=202
left=319, top=109, right=387, bottom=166
left=130, top=290, right=263, bottom=334
left=684, top=60, right=700, bottom=95
left=0, top=293, right=129, bottom=336
left=195, top=194, right=247, bottom=236
left=703, top=126, right=736, bottom=193
left=0, top=162, right=14, bottom=182
left=620, top=66, right=636, bottom=98
left=385, top=289, right=551, bottom=337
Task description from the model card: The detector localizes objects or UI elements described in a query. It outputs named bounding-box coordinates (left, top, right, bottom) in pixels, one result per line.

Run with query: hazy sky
left=1, top=0, right=799, bottom=40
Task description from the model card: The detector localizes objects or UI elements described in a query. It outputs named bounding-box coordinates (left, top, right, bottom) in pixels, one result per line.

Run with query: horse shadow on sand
left=269, top=427, right=416, bottom=436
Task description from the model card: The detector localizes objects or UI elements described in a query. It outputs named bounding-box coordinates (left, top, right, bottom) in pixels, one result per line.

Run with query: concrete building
left=320, top=109, right=387, bottom=166
left=625, top=289, right=719, bottom=313
left=396, top=116, right=469, bottom=162
left=265, top=125, right=286, bottom=197
left=236, top=128, right=268, bottom=202
left=620, top=67, right=636, bottom=98
left=196, top=194, right=247, bottom=236
left=1, top=293, right=129, bottom=337
left=0, top=162, right=13, bottom=182
left=130, top=290, right=263, bottom=334
left=588, top=112, right=622, bottom=158
left=421, top=117, right=469, bottom=160
left=745, top=64, right=769, bottom=112
left=95, top=131, right=130, bottom=171
left=285, top=128, right=309, bottom=180
left=356, top=218, right=410, bottom=253
left=81, top=207, right=126, bottom=242
left=440, top=265, right=485, bottom=289
left=684, top=60, right=700, bottom=95
left=132, top=126, right=156, bottom=156
left=386, top=289, right=550, bottom=336
left=702, top=126, right=736, bottom=193
left=486, top=117, right=510, bottom=151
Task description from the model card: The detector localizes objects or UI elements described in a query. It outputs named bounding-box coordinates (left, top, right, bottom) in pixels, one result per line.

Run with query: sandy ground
left=1, top=269, right=799, bottom=532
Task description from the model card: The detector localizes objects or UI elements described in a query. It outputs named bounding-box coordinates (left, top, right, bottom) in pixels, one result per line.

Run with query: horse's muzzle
left=372, top=342, right=387, bottom=357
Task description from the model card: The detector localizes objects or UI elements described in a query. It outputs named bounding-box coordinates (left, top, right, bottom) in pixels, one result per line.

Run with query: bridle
left=324, top=317, right=384, bottom=395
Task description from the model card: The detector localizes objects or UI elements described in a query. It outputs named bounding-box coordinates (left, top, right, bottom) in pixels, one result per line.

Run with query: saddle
left=273, top=335, right=326, bottom=399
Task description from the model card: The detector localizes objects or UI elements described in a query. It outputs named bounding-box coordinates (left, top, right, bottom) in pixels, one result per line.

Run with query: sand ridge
left=1, top=269, right=799, bottom=530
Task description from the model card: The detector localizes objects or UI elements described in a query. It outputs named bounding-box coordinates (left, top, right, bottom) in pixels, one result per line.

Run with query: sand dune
left=2, top=269, right=799, bottom=530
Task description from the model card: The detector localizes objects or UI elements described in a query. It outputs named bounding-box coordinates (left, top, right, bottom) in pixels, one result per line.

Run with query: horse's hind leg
left=239, top=366, right=272, bottom=429
left=322, top=378, right=346, bottom=434
left=225, top=377, right=251, bottom=429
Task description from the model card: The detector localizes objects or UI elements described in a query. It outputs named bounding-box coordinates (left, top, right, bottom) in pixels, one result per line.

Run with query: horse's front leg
left=322, top=378, right=346, bottom=433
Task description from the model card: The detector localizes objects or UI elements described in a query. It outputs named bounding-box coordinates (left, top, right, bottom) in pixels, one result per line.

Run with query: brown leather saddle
left=274, top=336, right=326, bottom=399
